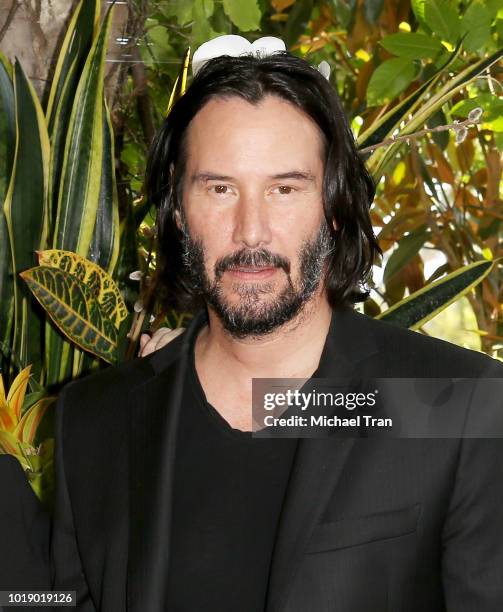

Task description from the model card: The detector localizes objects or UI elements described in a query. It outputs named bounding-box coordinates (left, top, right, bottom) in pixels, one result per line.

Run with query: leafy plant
left=0, top=0, right=120, bottom=388
left=0, top=366, right=55, bottom=505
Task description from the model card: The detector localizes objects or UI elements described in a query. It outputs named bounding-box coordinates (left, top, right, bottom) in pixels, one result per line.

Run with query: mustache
left=214, top=248, right=291, bottom=279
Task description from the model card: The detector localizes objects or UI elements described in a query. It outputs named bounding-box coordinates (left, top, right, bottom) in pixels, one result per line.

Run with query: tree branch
left=359, top=117, right=482, bottom=154
left=0, top=0, right=21, bottom=44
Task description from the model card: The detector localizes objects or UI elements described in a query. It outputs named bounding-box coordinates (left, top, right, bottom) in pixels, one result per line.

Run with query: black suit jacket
left=0, top=454, right=51, bottom=610
left=50, top=306, right=503, bottom=611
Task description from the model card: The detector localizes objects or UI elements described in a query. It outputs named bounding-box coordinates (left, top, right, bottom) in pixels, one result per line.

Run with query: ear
left=332, top=219, right=337, bottom=231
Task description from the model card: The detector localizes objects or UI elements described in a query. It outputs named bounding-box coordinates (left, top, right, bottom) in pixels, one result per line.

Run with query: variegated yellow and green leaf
left=87, top=98, right=120, bottom=275
left=378, top=259, right=495, bottom=330
left=21, top=266, right=118, bottom=364
left=52, top=5, right=114, bottom=257
left=37, top=249, right=127, bottom=328
left=14, top=396, right=55, bottom=445
left=5, top=364, right=31, bottom=423
left=46, top=0, right=98, bottom=233
left=46, top=0, right=99, bottom=129
left=0, top=430, right=21, bottom=456
left=0, top=53, right=15, bottom=375
left=3, top=61, right=49, bottom=378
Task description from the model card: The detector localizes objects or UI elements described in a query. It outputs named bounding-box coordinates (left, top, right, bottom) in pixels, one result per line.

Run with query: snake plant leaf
left=46, top=0, right=98, bottom=228
left=3, top=60, right=50, bottom=376
left=21, top=266, right=118, bottom=365
left=46, top=0, right=98, bottom=129
left=0, top=55, right=15, bottom=373
left=377, top=259, right=495, bottom=330
left=166, top=47, right=191, bottom=115
left=36, top=250, right=127, bottom=328
left=52, top=5, right=114, bottom=257
left=87, top=98, right=120, bottom=275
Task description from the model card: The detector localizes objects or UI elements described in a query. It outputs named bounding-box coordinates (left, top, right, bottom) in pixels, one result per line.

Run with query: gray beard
left=179, top=215, right=334, bottom=339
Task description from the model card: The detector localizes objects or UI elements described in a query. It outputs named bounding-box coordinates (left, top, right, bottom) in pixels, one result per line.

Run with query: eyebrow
left=190, top=171, right=316, bottom=184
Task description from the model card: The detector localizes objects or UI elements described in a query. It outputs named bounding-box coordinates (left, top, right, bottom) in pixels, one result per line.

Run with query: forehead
left=183, top=95, right=325, bottom=175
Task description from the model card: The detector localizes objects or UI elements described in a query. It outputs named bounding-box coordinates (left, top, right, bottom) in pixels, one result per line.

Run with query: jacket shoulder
left=350, top=309, right=503, bottom=377
left=58, top=329, right=187, bottom=428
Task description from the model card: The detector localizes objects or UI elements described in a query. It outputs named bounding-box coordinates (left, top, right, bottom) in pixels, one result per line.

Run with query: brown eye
left=214, top=185, right=228, bottom=194
left=277, top=185, right=293, bottom=194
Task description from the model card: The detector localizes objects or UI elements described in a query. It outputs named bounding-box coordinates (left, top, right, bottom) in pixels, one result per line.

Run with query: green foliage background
left=116, top=0, right=502, bottom=356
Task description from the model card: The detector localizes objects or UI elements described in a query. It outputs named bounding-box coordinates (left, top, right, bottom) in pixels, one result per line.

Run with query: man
left=50, top=37, right=503, bottom=611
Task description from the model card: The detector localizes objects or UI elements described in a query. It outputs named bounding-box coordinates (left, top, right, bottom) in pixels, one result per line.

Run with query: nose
left=232, top=190, right=272, bottom=248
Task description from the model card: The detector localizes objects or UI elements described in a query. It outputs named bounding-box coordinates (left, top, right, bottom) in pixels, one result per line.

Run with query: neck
left=196, top=291, right=333, bottom=380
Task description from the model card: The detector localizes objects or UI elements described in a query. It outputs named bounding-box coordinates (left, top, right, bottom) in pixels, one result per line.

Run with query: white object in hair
left=192, top=35, right=287, bottom=76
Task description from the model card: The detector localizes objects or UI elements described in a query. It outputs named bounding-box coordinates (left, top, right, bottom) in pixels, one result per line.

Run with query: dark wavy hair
left=145, top=51, right=381, bottom=314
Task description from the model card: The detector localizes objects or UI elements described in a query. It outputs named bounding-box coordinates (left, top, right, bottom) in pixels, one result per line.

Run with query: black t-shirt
left=165, top=331, right=299, bottom=611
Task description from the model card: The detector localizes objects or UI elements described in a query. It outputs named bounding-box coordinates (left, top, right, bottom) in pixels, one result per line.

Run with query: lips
left=230, top=266, right=274, bottom=272
left=227, top=266, right=277, bottom=279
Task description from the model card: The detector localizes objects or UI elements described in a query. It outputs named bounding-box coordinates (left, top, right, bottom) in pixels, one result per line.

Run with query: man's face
left=177, top=94, right=333, bottom=338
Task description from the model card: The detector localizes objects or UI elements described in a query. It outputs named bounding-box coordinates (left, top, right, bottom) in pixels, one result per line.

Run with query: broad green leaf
left=367, top=58, right=419, bottom=105
left=192, top=0, right=220, bottom=42
left=423, top=0, right=461, bottom=44
left=52, top=6, right=114, bottom=257
left=411, top=0, right=428, bottom=29
left=383, top=225, right=431, bottom=284
left=20, top=266, right=118, bottom=364
left=222, top=0, right=261, bottom=31
left=380, top=32, right=443, bottom=59
left=484, top=0, right=501, bottom=19
left=451, top=93, right=503, bottom=122
left=358, top=43, right=461, bottom=150
left=461, top=2, right=492, bottom=53
left=160, top=0, right=194, bottom=24
left=36, top=250, right=127, bottom=328
left=146, top=25, right=175, bottom=63
left=377, top=259, right=495, bottom=329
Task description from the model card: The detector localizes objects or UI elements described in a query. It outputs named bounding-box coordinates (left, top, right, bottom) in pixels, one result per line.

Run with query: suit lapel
left=266, top=307, right=379, bottom=612
left=126, top=311, right=207, bottom=612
